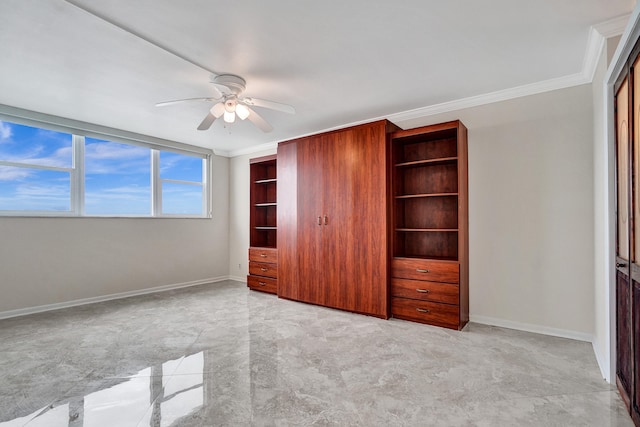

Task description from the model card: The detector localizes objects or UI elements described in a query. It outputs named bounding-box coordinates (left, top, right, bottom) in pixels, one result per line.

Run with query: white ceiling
left=0, top=0, right=635, bottom=156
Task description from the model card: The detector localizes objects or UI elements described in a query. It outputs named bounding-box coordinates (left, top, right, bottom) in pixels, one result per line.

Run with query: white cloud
left=85, top=142, right=149, bottom=161
left=0, top=121, right=12, bottom=143
left=0, top=166, right=32, bottom=181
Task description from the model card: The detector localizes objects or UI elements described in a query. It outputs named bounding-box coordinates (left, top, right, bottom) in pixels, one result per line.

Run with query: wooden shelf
left=396, top=228, right=458, bottom=232
left=395, top=157, right=457, bottom=168
left=250, top=155, right=277, bottom=248
left=394, top=255, right=459, bottom=263
left=255, top=178, right=277, bottom=184
left=396, top=193, right=458, bottom=199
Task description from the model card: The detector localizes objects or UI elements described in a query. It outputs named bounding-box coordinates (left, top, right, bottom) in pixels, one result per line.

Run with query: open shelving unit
left=250, top=156, right=277, bottom=249
left=390, top=121, right=469, bottom=330
left=248, top=154, right=278, bottom=294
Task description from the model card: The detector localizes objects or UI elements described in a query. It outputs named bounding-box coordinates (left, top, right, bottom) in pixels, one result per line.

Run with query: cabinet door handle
left=416, top=289, right=430, bottom=293
left=416, top=308, right=430, bottom=313
left=260, top=268, right=268, bottom=272
left=317, top=216, right=322, bottom=225
left=617, top=262, right=627, bottom=268
left=324, top=215, right=328, bottom=225
left=260, top=253, right=267, bottom=258
left=258, top=281, right=266, bottom=286
left=416, top=269, right=430, bottom=273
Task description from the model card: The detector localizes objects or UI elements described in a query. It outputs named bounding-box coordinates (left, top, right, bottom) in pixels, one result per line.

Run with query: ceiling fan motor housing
left=211, top=74, right=246, bottom=95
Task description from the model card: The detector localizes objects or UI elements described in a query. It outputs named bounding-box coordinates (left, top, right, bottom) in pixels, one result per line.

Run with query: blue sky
left=0, top=120, right=203, bottom=214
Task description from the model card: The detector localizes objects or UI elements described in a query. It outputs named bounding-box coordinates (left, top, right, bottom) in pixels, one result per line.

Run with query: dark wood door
left=616, top=74, right=633, bottom=410
left=632, top=54, right=640, bottom=424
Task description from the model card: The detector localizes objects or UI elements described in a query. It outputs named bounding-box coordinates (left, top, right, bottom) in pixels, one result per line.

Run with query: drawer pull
left=416, top=289, right=430, bottom=293
left=260, top=253, right=267, bottom=258
left=260, top=268, right=268, bottom=272
left=416, top=308, right=430, bottom=313
left=416, top=268, right=430, bottom=273
left=258, top=281, right=266, bottom=286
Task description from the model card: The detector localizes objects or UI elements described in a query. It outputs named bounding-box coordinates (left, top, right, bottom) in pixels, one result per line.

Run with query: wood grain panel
left=399, top=163, right=458, bottom=195
left=392, top=134, right=457, bottom=163
left=392, top=258, right=459, bottom=283
left=276, top=141, right=298, bottom=299
left=391, top=278, right=459, bottom=305
left=395, top=231, right=458, bottom=260
left=395, top=196, right=458, bottom=229
left=296, top=134, right=326, bottom=306
left=331, top=121, right=389, bottom=317
left=249, top=247, right=278, bottom=263
left=391, top=298, right=459, bottom=329
left=249, top=156, right=277, bottom=248
left=247, top=275, right=277, bottom=294
left=249, top=261, right=278, bottom=279
left=457, top=121, right=469, bottom=326
left=618, top=270, right=632, bottom=398
left=618, top=78, right=630, bottom=261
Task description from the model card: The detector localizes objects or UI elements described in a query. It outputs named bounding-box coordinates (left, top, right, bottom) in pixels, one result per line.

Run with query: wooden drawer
left=249, top=247, right=278, bottom=263
left=392, top=258, right=459, bottom=283
left=391, top=278, right=459, bottom=305
left=392, top=297, right=460, bottom=329
left=247, top=275, right=277, bottom=294
left=249, top=261, right=278, bottom=278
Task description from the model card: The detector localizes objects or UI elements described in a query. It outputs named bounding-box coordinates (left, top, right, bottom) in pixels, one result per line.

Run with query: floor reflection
left=1, top=352, right=204, bottom=427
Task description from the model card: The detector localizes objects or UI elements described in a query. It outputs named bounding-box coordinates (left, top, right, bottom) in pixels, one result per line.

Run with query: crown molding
left=386, top=72, right=590, bottom=123
left=594, top=13, right=632, bottom=38
left=226, top=141, right=278, bottom=158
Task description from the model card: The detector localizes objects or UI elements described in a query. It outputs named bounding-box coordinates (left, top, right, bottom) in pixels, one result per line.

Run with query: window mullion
left=203, top=156, right=210, bottom=217
left=151, top=150, right=161, bottom=216
left=71, top=135, right=85, bottom=216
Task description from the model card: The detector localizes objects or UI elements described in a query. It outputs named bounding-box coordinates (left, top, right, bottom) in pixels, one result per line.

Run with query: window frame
left=0, top=106, right=213, bottom=218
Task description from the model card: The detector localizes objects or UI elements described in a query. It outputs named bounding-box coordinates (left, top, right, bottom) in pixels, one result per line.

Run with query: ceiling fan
left=156, top=74, right=295, bottom=133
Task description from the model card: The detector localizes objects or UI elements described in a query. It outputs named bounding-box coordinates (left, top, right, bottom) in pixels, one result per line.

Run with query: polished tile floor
left=0, top=280, right=633, bottom=426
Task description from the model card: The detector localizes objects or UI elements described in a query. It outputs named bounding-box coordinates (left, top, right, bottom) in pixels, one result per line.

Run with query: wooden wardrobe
left=277, top=120, right=399, bottom=318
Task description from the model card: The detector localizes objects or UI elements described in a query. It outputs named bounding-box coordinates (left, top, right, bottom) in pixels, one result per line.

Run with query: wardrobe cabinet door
left=322, top=123, right=389, bottom=317
left=296, top=135, right=327, bottom=305
left=277, top=141, right=298, bottom=300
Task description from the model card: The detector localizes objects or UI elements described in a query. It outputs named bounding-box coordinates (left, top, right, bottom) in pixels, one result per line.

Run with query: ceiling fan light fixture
left=223, top=110, right=236, bottom=123
left=236, top=104, right=250, bottom=120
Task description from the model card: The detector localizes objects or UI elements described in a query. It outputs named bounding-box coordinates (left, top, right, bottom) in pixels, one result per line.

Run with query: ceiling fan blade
left=242, top=97, right=295, bottom=114
left=197, top=112, right=217, bottom=131
left=196, top=102, right=226, bottom=131
left=246, top=107, right=274, bottom=133
left=156, top=97, right=220, bottom=107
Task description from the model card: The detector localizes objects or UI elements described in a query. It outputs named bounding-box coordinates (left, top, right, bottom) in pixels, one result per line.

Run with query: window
left=0, top=119, right=210, bottom=217
left=85, top=137, right=151, bottom=216
left=158, top=151, right=205, bottom=216
left=0, top=121, right=75, bottom=213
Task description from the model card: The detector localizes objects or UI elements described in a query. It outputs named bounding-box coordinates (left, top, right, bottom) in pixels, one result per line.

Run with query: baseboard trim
left=228, top=275, right=247, bottom=283
left=470, top=315, right=594, bottom=343
left=591, top=338, right=611, bottom=382
left=0, top=276, right=234, bottom=320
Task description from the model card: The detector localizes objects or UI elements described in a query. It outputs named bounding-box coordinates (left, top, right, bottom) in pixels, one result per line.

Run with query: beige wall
left=228, top=148, right=276, bottom=281
left=0, top=154, right=230, bottom=314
